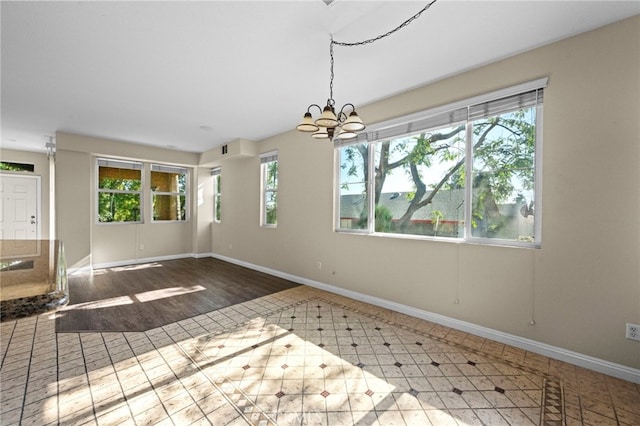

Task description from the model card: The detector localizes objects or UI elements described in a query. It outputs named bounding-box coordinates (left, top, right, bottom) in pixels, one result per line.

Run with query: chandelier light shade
left=342, top=111, right=365, bottom=132
left=316, top=105, right=340, bottom=128
left=296, top=112, right=319, bottom=132
left=296, top=0, right=438, bottom=142
left=312, top=127, right=329, bottom=139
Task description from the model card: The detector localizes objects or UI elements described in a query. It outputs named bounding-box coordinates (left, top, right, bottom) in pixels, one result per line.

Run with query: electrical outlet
left=626, top=323, right=640, bottom=341
left=316, top=261, right=322, bottom=270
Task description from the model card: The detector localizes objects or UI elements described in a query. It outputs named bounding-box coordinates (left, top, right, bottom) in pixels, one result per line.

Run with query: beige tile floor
left=1, top=286, right=639, bottom=425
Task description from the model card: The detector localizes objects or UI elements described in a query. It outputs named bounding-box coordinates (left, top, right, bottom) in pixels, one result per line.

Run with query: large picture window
left=336, top=80, right=544, bottom=247
left=260, top=151, right=278, bottom=227
left=97, top=159, right=143, bottom=223
left=151, top=164, right=188, bottom=221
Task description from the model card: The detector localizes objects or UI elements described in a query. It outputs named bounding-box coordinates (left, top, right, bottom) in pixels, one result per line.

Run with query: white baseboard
left=210, top=253, right=640, bottom=384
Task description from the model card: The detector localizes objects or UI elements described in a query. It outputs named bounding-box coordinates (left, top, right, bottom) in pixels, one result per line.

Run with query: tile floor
left=1, top=286, right=639, bottom=425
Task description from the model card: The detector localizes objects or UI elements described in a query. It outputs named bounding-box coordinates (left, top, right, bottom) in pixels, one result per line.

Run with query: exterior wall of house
left=0, top=149, right=52, bottom=239
left=210, top=16, right=640, bottom=369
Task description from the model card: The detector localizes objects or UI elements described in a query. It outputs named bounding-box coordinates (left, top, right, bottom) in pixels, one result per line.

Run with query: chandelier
left=296, top=36, right=365, bottom=141
left=296, top=0, right=439, bottom=141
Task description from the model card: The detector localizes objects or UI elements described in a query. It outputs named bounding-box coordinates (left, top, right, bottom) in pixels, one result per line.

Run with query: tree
left=340, top=107, right=536, bottom=238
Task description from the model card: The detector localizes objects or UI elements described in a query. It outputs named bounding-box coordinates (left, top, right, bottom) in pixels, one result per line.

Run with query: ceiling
left=2, top=1, right=639, bottom=154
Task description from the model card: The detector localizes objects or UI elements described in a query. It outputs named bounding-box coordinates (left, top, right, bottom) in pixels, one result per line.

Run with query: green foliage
left=266, top=204, right=277, bottom=225
left=98, top=193, right=140, bottom=222
left=373, top=205, right=393, bottom=232
left=215, top=196, right=221, bottom=221
left=266, top=161, right=278, bottom=188
left=264, top=160, right=278, bottom=225
left=356, top=205, right=393, bottom=232
left=98, top=177, right=141, bottom=222
left=0, top=162, right=34, bottom=172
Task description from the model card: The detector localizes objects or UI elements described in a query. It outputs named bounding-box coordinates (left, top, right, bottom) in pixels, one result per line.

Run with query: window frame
left=335, top=78, right=546, bottom=248
left=96, top=158, right=144, bottom=224
left=212, top=167, right=222, bottom=223
left=150, top=164, right=189, bottom=223
left=260, top=151, right=278, bottom=227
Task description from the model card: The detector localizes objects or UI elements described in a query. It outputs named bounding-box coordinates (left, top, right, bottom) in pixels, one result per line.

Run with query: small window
left=260, top=151, right=278, bottom=227
left=151, top=164, right=188, bottom=221
left=212, top=167, right=222, bottom=223
left=0, top=161, right=35, bottom=172
left=97, top=158, right=143, bottom=223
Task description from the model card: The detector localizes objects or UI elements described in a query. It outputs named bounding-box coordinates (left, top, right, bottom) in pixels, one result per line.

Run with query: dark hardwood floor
left=55, top=257, right=299, bottom=333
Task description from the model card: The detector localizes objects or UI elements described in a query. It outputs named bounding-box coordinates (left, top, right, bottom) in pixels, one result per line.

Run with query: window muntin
left=260, top=152, right=278, bottom=227
left=97, top=159, right=143, bottom=223
left=212, top=167, right=221, bottom=223
left=151, top=164, right=188, bottom=221
left=336, top=83, right=543, bottom=247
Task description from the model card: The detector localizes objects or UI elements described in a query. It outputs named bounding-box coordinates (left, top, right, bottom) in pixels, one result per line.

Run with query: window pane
left=151, top=171, right=186, bottom=193
left=98, top=193, right=141, bottom=222
left=338, top=143, right=369, bottom=230
left=153, top=194, right=186, bottom=221
left=264, top=161, right=278, bottom=190
left=98, top=167, right=141, bottom=190
left=214, top=195, right=221, bottom=222
left=373, top=124, right=465, bottom=236
left=471, top=107, right=536, bottom=241
left=1, top=161, right=35, bottom=172
left=265, top=191, right=277, bottom=225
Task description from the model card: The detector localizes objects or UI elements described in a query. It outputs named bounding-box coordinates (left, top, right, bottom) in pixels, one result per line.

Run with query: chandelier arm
left=337, top=103, right=356, bottom=122
left=307, top=104, right=324, bottom=114
left=332, top=0, right=438, bottom=47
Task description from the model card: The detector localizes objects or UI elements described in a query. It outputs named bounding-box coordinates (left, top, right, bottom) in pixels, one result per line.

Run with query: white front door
left=0, top=174, right=40, bottom=240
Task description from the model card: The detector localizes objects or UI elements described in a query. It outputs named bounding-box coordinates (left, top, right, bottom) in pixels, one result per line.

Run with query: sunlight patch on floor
left=62, top=285, right=206, bottom=311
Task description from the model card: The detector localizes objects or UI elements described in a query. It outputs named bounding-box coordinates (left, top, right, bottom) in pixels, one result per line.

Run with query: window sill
left=335, top=229, right=540, bottom=249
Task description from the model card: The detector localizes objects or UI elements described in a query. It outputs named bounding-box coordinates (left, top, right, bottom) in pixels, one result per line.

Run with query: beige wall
left=0, top=149, right=52, bottom=239
left=211, top=17, right=640, bottom=368
left=56, top=132, right=205, bottom=268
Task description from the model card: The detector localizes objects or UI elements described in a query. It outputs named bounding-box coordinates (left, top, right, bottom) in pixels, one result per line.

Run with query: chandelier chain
left=332, top=0, right=438, bottom=48
left=329, top=35, right=335, bottom=105
left=328, top=0, right=437, bottom=103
